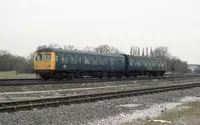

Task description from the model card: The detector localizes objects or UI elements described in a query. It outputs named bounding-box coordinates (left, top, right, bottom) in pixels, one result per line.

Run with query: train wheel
left=117, top=76, right=122, bottom=79
left=58, top=76, right=63, bottom=81
left=42, top=77, right=49, bottom=81
left=66, top=76, right=73, bottom=80
left=116, top=73, right=122, bottom=79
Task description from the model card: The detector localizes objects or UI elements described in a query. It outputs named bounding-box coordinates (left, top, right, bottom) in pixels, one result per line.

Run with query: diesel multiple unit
left=34, top=48, right=166, bottom=80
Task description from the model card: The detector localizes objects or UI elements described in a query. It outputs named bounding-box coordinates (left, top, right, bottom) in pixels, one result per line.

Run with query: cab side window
left=56, top=55, right=58, bottom=62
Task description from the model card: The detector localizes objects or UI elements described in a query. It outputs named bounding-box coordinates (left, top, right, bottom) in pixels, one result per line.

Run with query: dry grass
left=0, top=71, right=36, bottom=79
left=134, top=101, right=200, bottom=125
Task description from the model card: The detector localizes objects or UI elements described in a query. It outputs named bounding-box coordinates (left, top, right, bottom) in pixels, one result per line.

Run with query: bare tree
left=94, top=45, right=122, bottom=54
left=167, top=56, right=181, bottom=81
left=132, top=46, right=135, bottom=55
left=37, top=44, right=60, bottom=50
left=36, top=45, right=47, bottom=50
left=152, top=46, right=169, bottom=59
left=142, top=48, right=144, bottom=56
left=146, top=47, right=149, bottom=57
left=138, top=47, right=140, bottom=56
left=63, top=45, right=78, bottom=50
left=48, top=43, right=60, bottom=48
left=83, top=46, right=94, bottom=52
left=130, top=46, right=133, bottom=55
left=136, top=46, right=138, bottom=56
left=150, top=47, right=153, bottom=57
left=27, top=52, right=34, bottom=64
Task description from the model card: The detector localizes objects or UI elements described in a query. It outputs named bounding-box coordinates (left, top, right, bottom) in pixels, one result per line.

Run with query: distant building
left=188, top=64, right=200, bottom=72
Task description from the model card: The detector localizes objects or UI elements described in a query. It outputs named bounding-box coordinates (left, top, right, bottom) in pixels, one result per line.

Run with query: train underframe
left=35, top=70, right=165, bottom=81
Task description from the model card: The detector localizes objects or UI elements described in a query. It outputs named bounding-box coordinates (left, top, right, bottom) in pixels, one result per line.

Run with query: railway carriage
left=34, top=48, right=126, bottom=80
left=127, top=56, right=166, bottom=77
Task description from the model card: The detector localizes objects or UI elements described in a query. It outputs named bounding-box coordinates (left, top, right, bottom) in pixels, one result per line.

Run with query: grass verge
left=137, top=101, right=200, bottom=125
left=0, top=71, right=36, bottom=79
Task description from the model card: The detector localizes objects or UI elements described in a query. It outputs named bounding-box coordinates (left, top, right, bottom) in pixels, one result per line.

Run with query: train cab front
left=34, top=52, right=55, bottom=80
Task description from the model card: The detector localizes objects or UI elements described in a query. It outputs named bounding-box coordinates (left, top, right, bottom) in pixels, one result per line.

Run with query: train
left=33, top=47, right=166, bottom=81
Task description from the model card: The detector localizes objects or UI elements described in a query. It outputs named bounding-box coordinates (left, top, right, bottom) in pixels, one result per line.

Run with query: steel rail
left=0, top=78, right=41, bottom=81
left=0, top=82, right=200, bottom=113
left=0, top=75, right=199, bottom=86
left=0, top=74, right=199, bottom=82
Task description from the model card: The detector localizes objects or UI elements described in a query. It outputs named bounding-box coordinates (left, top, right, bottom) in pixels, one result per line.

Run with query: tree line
left=0, top=50, right=33, bottom=74
left=0, top=44, right=190, bottom=74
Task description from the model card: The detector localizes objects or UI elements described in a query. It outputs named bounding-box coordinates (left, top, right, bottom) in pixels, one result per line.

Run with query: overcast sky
left=0, top=0, right=199, bottom=64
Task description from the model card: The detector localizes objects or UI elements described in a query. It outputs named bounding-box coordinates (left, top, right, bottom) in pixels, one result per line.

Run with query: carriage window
left=104, top=57, right=108, bottom=65
left=110, top=58, right=114, bottom=66
left=118, top=58, right=123, bottom=65
left=147, top=60, right=149, bottom=66
left=156, top=61, right=159, bottom=66
left=43, top=54, right=51, bottom=61
left=64, top=55, right=69, bottom=63
left=35, top=54, right=42, bottom=62
left=78, top=55, right=82, bottom=64
left=137, top=60, right=141, bottom=66
left=161, top=62, right=164, bottom=67
left=60, top=54, right=65, bottom=63
left=133, top=60, right=136, bottom=66
left=121, top=59, right=125, bottom=65
left=71, top=55, right=77, bottom=64
left=92, top=56, right=97, bottom=65
left=143, top=60, right=146, bottom=66
left=100, top=57, right=104, bottom=65
left=129, top=59, right=133, bottom=66
left=153, top=61, right=156, bottom=66
left=84, top=56, right=90, bottom=64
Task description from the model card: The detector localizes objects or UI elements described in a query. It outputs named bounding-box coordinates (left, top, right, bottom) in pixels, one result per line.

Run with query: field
left=0, top=71, right=36, bottom=79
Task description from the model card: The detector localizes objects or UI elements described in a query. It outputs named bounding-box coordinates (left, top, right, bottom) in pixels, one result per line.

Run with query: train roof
left=36, top=47, right=165, bottom=60
left=128, top=55, right=164, bottom=61
left=36, top=48, right=124, bottom=57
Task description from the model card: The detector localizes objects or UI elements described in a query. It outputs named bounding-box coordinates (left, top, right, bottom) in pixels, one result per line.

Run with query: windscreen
left=35, top=53, right=43, bottom=62
left=43, top=53, right=51, bottom=61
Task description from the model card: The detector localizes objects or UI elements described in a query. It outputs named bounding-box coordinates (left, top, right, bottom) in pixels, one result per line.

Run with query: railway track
left=0, top=75, right=199, bottom=86
left=0, top=82, right=200, bottom=113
